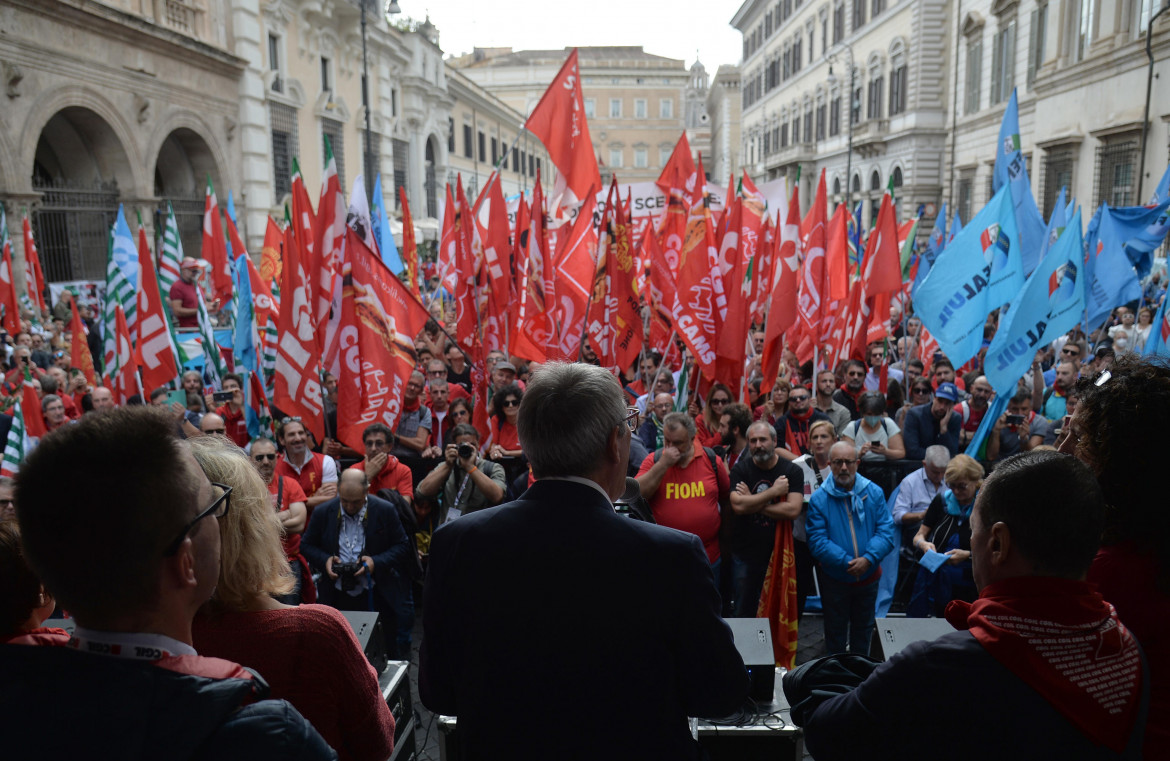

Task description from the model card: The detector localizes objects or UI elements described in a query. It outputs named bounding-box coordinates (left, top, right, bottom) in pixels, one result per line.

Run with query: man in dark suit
left=302, top=469, right=412, bottom=657
left=419, top=362, right=748, bottom=759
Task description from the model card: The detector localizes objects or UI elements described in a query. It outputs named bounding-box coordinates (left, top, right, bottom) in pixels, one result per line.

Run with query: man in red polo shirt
left=169, top=257, right=217, bottom=329
left=349, top=423, right=414, bottom=506
left=274, top=417, right=338, bottom=517
left=249, top=436, right=313, bottom=604
left=214, top=373, right=249, bottom=448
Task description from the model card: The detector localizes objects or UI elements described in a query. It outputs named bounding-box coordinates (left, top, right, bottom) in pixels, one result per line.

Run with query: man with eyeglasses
left=833, top=360, right=868, bottom=421
left=275, top=417, right=339, bottom=518
left=421, top=362, right=747, bottom=755
left=775, top=385, right=830, bottom=459
left=863, top=342, right=904, bottom=392
left=390, top=371, right=432, bottom=481
left=806, top=441, right=895, bottom=655
left=5, top=408, right=336, bottom=758
left=303, top=469, right=413, bottom=659
left=250, top=437, right=312, bottom=605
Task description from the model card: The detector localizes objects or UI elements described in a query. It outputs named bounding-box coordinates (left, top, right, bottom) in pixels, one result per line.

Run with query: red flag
left=21, top=215, right=46, bottom=313
left=452, top=178, right=480, bottom=360
left=437, top=183, right=460, bottom=300
left=587, top=180, right=642, bottom=370
left=482, top=175, right=513, bottom=314
left=757, top=521, right=799, bottom=669
left=290, top=160, right=316, bottom=262
left=547, top=187, right=599, bottom=361
left=795, top=171, right=828, bottom=362
left=751, top=216, right=775, bottom=326
left=69, top=299, right=96, bottom=386
left=313, top=144, right=346, bottom=350
left=0, top=236, right=20, bottom=336
left=260, top=217, right=284, bottom=291
left=134, top=222, right=179, bottom=395
left=656, top=133, right=700, bottom=209
left=672, top=187, right=725, bottom=380
left=200, top=179, right=233, bottom=307
left=22, top=370, right=46, bottom=439
left=273, top=223, right=325, bottom=441
left=761, top=190, right=803, bottom=395
left=861, top=191, right=903, bottom=297
left=399, top=188, right=422, bottom=301
left=511, top=176, right=552, bottom=362
left=825, top=203, right=851, bottom=303
left=645, top=227, right=676, bottom=355
left=109, top=305, right=140, bottom=406
left=336, top=228, right=431, bottom=452
left=524, top=49, right=601, bottom=215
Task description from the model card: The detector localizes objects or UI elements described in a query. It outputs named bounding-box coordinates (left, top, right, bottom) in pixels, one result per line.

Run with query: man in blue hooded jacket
left=807, top=441, right=895, bottom=655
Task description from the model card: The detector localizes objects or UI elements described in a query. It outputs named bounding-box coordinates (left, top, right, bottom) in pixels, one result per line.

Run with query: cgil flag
left=0, top=397, right=31, bottom=477
left=915, top=184, right=1024, bottom=368
left=135, top=215, right=181, bottom=395
left=159, top=202, right=184, bottom=296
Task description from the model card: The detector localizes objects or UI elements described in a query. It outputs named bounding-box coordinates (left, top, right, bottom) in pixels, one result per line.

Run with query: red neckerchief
left=402, top=395, right=421, bottom=413
left=784, top=407, right=815, bottom=454
left=945, top=576, right=1142, bottom=753
left=838, top=384, right=862, bottom=406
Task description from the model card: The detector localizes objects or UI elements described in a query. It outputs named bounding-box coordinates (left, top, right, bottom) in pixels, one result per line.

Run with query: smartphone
left=1005, top=414, right=1025, bottom=425
left=166, top=389, right=187, bottom=407
left=212, top=390, right=235, bottom=403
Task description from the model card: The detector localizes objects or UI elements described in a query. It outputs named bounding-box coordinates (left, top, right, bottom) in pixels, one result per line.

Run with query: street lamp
left=826, top=43, right=855, bottom=208
left=360, top=0, right=403, bottom=201
left=1137, top=0, right=1170, bottom=202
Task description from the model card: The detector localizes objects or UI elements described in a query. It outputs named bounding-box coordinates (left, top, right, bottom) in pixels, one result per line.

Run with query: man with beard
left=902, top=382, right=962, bottom=460
left=957, top=376, right=994, bottom=450
left=250, top=437, right=312, bottom=604
left=815, top=370, right=851, bottom=436
left=833, top=360, right=867, bottom=421
left=727, top=422, right=804, bottom=618
left=775, top=385, right=830, bottom=459
left=1038, top=361, right=1079, bottom=422
left=718, top=402, right=752, bottom=471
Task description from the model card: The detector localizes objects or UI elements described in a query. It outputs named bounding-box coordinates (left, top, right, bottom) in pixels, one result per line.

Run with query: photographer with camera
left=301, top=469, right=412, bottom=658
left=415, top=423, right=506, bottom=525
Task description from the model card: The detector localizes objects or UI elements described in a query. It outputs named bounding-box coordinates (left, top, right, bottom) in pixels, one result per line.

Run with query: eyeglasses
left=790, top=394, right=810, bottom=402
left=501, top=398, right=520, bottom=408
left=624, top=407, right=640, bottom=433
left=252, top=453, right=277, bottom=462
left=1061, top=347, right=1080, bottom=355
left=427, top=369, right=446, bottom=376
left=280, top=416, right=302, bottom=424
left=846, top=371, right=865, bottom=378
left=830, top=458, right=858, bottom=468
left=709, top=398, right=729, bottom=406
left=163, top=482, right=232, bottom=556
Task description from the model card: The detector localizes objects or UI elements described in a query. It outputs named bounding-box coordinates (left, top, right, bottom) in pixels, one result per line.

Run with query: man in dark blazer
left=419, top=362, right=748, bottom=760
left=302, top=469, right=411, bottom=657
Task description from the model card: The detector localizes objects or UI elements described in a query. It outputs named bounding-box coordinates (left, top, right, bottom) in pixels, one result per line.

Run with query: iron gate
left=32, top=178, right=119, bottom=283
left=155, top=194, right=204, bottom=262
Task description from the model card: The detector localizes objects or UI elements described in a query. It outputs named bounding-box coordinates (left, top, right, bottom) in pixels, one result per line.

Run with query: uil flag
left=915, top=184, right=1024, bottom=368
left=232, top=245, right=259, bottom=375
left=135, top=216, right=181, bottom=395
left=1083, top=206, right=1142, bottom=328
left=336, top=228, right=431, bottom=453
left=274, top=220, right=325, bottom=441
left=372, top=173, right=402, bottom=273
left=201, top=177, right=233, bottom=306
left=159, top=202, right=184, bottom=296
left=992, top=89, right=1046, bottom=277
left=1144, top=290, right=1170, bottom=358
left=524, top=49, right=601, bottom=216
left=245, top=369, right=275, bottom=441
left=0, top=214, right=21, bottom=337
left=69, top=298, right=97, bottom=386
left=21, top=214, right=46, bottom=313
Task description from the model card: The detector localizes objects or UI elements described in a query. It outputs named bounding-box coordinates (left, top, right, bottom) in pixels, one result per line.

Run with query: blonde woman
left=188, top=436, right=395, bottom=761
left=907, top=453, right=983, bottom=618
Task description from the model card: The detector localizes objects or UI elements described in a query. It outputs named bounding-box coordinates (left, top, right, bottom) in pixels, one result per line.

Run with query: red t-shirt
left=694, top=417, right=723, bottom=449
left=268, top=475, right=307, bottom=558
left=497, top=420, right=520, bottom=451
left=216, top=404, right=249, bottom=448
left=348, top=455, right=413, bottom=498
left=637, top=444, right=730, bottom=563
left=169, top=278, right=199, bottom=328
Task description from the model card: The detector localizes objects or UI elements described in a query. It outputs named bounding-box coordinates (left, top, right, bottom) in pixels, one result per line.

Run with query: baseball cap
left=180, top=257, right=205, bottom=270
left=494, top=361, right=517, bottom=374
left=935, top=382, right=959, bottom=402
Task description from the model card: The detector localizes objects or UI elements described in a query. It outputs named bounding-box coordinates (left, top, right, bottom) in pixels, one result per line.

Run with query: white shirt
left=892, top=467, right=944, bottom=525
left=283, top=449, right=339, bottom=484
left=864, top=366, right=904, bottom=391
left=72, top=626, right=197, bottom=658
left=542, top=475, right=615, bottom=508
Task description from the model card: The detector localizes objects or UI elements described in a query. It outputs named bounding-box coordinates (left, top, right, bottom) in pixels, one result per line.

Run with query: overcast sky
left=414, top=0, right=745, bottom=71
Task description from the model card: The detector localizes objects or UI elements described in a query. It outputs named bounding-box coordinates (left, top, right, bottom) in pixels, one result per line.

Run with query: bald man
left=89, top=386, right=116, bottom=413
left=198, top=412, right=226, bottom=436
left=301, top=468, right=414, bottom=658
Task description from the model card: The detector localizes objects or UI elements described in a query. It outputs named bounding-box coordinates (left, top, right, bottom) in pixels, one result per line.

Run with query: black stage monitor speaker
left=341, top=610, right=388, bottom=674
left=874, top=617, right=956, bottom=660
left=725, top=617, right=775, bottom=701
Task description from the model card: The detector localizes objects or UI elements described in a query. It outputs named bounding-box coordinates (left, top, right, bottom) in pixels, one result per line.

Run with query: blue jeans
left=730, top=552, right=770, bottom=618
left=819, top=574, right=879, bottom=655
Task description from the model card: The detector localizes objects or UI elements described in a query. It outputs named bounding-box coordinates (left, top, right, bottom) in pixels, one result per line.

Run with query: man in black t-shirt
left=728, top=421, right=805, bottom=618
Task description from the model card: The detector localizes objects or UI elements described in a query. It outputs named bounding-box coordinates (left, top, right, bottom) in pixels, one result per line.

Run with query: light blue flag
left=1037, top=187, right=1067, bottom=265
left=915, top=184, right=1024, bottom=368
left=964, top=394, right=1010, bottom=459
left=1083, top=205, right=1142, bottom=328
left=984, top=209, right=1085, bottom=395
left=1065, top=195, right=1076, bottom=224
left=949, top=209, right=963, bottom=244
left=110, top=206, right=138, bottom=290
left=232, top=252, right=258, bottom=373
left=993, top=89, right=1047, bottom=278
left=913, top=203, right=947, bottom=297
left=225, top=190, right=239, bottom=226
left=1150, top=163, right=1170, bottom=205
left=1143, top=290, right=1170, bottom=357
left=1106, top=199, right=1170, bottom=280
left=372, top=174, right=403, bottom=274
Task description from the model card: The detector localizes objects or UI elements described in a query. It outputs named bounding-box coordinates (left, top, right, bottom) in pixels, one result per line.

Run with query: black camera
left=457, top=442, right=475, bottom=460
left=1005, top=414, right=1025, bottom=425
left=334, top=561, right=362, bottom=592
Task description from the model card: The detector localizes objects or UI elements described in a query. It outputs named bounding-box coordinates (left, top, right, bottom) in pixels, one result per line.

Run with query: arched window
left=870, top=169, right=882, bottom=190
left=892, top=166, right=904, bottom=188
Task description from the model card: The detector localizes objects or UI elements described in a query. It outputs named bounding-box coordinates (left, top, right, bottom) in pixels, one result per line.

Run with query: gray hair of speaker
left=663, top=410, right=697, bottom=438
left=924, top=445, right=951, bottom=469
left=517, top=362, right=627, bottom=478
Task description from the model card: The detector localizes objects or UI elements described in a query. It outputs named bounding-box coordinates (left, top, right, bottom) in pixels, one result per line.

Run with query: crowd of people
left=0, top=278, right=1167, bottom=758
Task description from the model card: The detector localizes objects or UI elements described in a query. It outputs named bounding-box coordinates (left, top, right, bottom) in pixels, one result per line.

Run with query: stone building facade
left=707, top=65, right=744, bottom=183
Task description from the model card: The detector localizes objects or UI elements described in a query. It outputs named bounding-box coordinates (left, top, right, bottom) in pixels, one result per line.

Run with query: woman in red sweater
left=692, top=382, right=733, bottom=449
left=188, top=436, right=395, bottom=761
